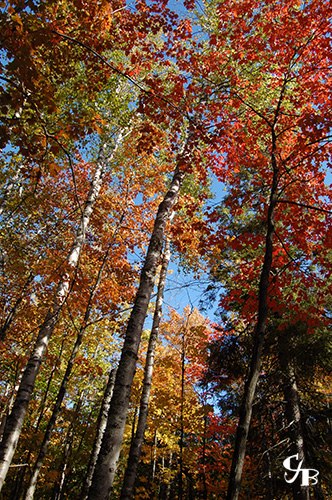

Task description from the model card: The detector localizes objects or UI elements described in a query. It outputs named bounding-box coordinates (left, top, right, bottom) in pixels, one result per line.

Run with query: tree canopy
left=0, top=0, right=331, bottom=499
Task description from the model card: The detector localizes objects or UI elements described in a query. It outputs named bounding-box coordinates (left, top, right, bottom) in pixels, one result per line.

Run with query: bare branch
left=277, top=198, right=332, bottom=214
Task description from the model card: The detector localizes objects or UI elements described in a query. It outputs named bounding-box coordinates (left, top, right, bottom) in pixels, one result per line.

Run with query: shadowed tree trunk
left=151, top=429, right=158, bottom=483
left=201, top=412, right=208, bottom=500
left=79, top=369, right=117, bottom=500
left=165, top=451, right=173, bottom=500
left=278, top=332, right=310, bottom=500
left=51, top=390, right=85, bottom=500
left=226, top=122, right=280, bottom=500
left=13, top=338, right=66, bottom=500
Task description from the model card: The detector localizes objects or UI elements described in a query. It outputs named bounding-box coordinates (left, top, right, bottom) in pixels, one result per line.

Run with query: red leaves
left=175, top=18, right=192, bottom=40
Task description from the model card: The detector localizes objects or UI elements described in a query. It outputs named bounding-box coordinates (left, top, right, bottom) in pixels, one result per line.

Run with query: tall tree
left=0, top=143, right=113, bottom=488
left=87, top=116, right=203, bottom=500
left=186, top=1, right=332, bottom=497
left=120, top=236, right=171, bottom=500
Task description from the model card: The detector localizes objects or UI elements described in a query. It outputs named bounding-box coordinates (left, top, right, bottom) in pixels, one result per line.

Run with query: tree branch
left=277, top=199, right=332, bottom=214
left=51, top=30, right=201, bottom=129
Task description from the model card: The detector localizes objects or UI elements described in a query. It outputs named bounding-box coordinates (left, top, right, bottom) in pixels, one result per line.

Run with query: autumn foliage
left=0, top=0, right=331, bottom=499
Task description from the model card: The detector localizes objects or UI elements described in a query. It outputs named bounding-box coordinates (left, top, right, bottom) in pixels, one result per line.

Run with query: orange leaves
left=135, top=121, right=166, bottom=155
left=175, top=18, right=192, bottom=40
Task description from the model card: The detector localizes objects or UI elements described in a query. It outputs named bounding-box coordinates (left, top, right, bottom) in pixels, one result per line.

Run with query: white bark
left=120, top=237, right=171, bottom=500
left=79, top=369, right=117, bottom=500
left=87, top=125, right=197, bottom=500
left=0, top=137, right=122, bottom=490
left=0, top=164, right=24, bottom=217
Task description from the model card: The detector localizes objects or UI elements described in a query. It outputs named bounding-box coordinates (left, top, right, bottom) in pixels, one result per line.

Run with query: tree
left=1, top=0, right=332, bottom=498
left=0, top=0, right=187, bottom=492
left=186, top=1, right=332, bottom=497
left=0, top=140, right=119, bottom=489
left=87, top=114, right=204, bottom=500
left=120, top=236, right=171, bottom=500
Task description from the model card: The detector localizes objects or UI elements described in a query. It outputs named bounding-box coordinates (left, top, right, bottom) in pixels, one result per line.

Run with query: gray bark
left=165, top=451, right=173, bottom=500
left=0, top=141, right=118, bottom=490
left=23, top=227, right=121, bottom=500
left=51, top=390, right=85, bottom=500
left=151, top=428, right=158, bottom=483
left=12, top=341, right=65, bottom=500
left=120, top=237, right=171, bottom=500
left=79, top=369, right=117, bottom=500
left=87, top=125, right=197, bottom=500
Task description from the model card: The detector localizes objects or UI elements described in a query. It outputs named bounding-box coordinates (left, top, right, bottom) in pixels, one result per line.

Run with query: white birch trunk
left=0, top=139, right=120, bottom=489
left=23, top=238, right=117, bottom=500
left=120, top=237, right=171, bottom=500
left=87, top=126, right=197, bottom=500
left=79, top=369, right=117, bottom=500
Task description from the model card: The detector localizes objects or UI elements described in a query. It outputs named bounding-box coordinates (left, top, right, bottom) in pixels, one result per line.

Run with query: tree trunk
left=201, top=412, right=208, bottom=500
left=278, top=338, right=310, bottom=500
left=14, top=340, right=65, bottom=500
left=23, top=240, right=118, bottom=500
left=79, top=369, right=117, bottom=500
left=165, top=451, right=173, bottom=500
left=151, top=429, right=158, bottom=483
left=51, top=390, right=84, bottom=500
left=179, top=320, right=186, bottom=500
left=0, top=272, right=35, bottom=341
left=0, top=139, right=121, bottom=490
left=0, top=163, right=23, bottom=216
left=87, top=125, right=198, bottom=500
left=120, top=237, right=171, bottom=500
left=260, top=414, right=274, bottom=500
left=226, top=126, right=279, bottom=500
left=0, top=364, right=22, bottom=442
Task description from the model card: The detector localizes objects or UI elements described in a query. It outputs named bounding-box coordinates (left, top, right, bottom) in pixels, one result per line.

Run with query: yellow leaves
left=10, top=12, right=23, bottom=33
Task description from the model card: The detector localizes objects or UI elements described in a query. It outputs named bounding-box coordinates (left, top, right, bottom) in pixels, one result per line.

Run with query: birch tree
left=0, top=137, right=123, bottom=489
left=120, top=237, right=171, bottom=500
left=87, top=120, right=202, bottom=500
